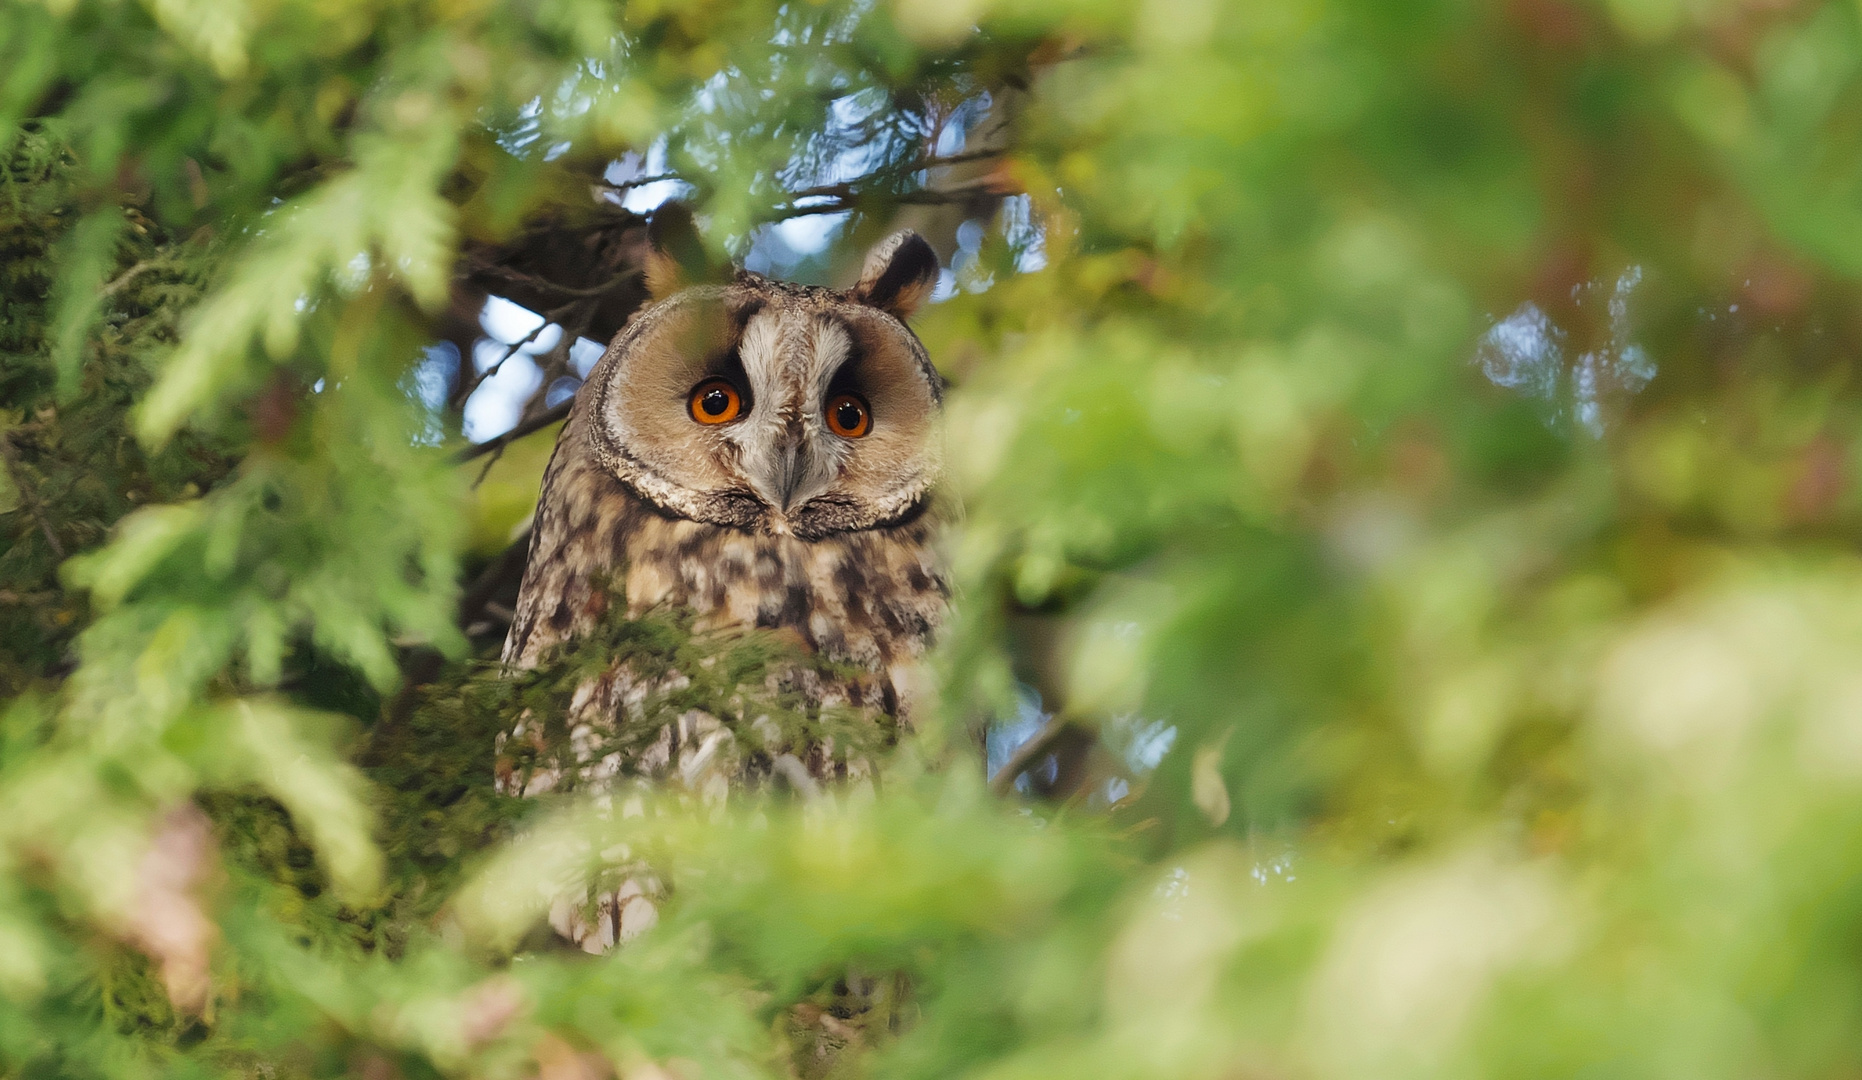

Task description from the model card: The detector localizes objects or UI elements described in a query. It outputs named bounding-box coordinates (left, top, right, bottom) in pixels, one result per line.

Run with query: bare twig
left=529, top=304, right=594, bottom=402
left=785, top=148, right=1010, bottom=202
left=590, top=149, right=1003, bottom=212
left=465, top=261, right=643, bottom=299
left=594, top=172, right=685, bottom=195
left=480, top=304, right=569, bottom=379
left=589, top=147, right=1013, bottom=226
left=901, top=174, right=1020, bottom=200
left=988, top=713, right=1075, bottom=797
left=772, top=173, right=1020, bottom=221
left=464, top=303, right=591, bottom=482
left=458, top=529, right=532, bottom=632
left=100, top=259, right=158, bottom=299
left=914, top=147, right=1010, bottom=171
left=611, top=171, right=683, bottom=190
left=471, top=445, right=505, bottom=489
left=451, top=299, right=579, bottom=409
left=452, top=400, right=572, bottom=465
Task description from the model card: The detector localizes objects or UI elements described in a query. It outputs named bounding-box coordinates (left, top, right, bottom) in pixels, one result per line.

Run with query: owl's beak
left=747, top=425, right=831, bottom=519
left=737, top=428, right=804, bottom=517
left=772, top=441, right=803, bottom=511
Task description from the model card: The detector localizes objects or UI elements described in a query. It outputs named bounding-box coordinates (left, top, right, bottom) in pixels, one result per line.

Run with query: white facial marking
left=727, top=307, right=853, bottom=517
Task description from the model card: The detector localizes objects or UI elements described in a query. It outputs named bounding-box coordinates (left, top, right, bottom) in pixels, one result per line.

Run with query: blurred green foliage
left=6, top=0, right=1862, bottom=1077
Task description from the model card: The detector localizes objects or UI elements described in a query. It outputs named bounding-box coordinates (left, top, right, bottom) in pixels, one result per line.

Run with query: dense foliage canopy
left=6, top=0, right=1862, bottom=1076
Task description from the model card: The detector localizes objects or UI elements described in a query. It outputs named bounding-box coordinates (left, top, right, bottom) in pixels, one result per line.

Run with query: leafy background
left=6, top=0, right=1862, bottom=1076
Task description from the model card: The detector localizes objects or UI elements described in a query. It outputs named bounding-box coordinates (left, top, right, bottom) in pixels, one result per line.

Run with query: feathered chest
left=497, top=428, right=946, bottom=809
left=503, top=440, right=945, bottom=675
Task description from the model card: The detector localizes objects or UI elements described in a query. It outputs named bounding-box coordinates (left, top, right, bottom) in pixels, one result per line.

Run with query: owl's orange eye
left=825, top=392, right=871, bottom=438
left=689, top=379, right=743, bottom=425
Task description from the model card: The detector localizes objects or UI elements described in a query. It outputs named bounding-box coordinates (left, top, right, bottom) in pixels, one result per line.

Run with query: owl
left=495, top=208, right=948, bottom=948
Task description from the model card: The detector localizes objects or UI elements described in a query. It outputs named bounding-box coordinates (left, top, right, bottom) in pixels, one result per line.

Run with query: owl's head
left=581, top=205, right=944, bottom=541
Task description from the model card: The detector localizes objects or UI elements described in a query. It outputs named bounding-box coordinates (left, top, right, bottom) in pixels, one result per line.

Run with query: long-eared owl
left=496, top=208, right=948, bottom=947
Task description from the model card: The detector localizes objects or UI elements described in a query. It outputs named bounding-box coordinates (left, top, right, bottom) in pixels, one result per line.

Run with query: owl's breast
left=502, top=443, right=944, bottom=680
left=620, top=511, right=944, bottom=672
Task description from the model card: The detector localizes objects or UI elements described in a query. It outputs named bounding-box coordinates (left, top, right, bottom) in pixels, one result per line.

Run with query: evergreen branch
left=99, top=259, right=156, bottom=298
left=0, top=430, right=63, bottom=559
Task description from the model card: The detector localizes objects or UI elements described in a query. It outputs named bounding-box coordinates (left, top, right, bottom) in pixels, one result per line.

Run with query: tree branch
left=452, top=400, right=572, bottom=465
left=465, top=260, right=643, bottom=299
left=458, top=529, right=532, bottom=633
left=988, top=713, right=1076, bottom=797
left=772, top=173, right=1020, bottom=221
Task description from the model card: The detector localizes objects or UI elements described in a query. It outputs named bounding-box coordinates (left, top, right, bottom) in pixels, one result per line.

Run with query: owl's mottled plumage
left=496, top=213, right=947, bottom=948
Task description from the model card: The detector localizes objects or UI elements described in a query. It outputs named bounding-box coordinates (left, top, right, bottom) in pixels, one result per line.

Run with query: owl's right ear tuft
left=643, top=202, right=721, bottom=299
left=853, top=231, right=940, bottom=320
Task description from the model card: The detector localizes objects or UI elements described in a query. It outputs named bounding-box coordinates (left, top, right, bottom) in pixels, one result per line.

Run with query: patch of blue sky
left=479, top=294, right=560, bottom=355
left=623, top=178, right=693, bottom=214
left=988, top=686, right=1179, bottom=799
left=493, top=97, right=545, bottom=157
left=570, top=336, right=605, bottom=378
left=463, top=355, right=543, bottom=443
left=1089, top=718, right=1179, bottom=807
left=822, top=0, right=874, bottom=43
left=1476, top=302, right=1563, bottom=400
left=693, top=69, right=735, bottom=117
left=930, top=198, right=1048, bottom=303
left=552, top=71, right=596, bottom=120
left=744, top=211, right=851, bottom=277
left=1001, top=193, right=1047, bottom=273
left=461, top=295, right=576, bottom=443
left=544, top=376, right=582, bottom=408
left=495, top=61, right=616, bottom=164
left=339, top=250, right=372, bottom=291
left=607, top=137, right=694, bottom=213
left=952, top=218, right=992, bottom=293
left=1475, top=265, right=1656, bottom=437
left=409, top=343, right=457, bottom=412
left=986, top=686, right=1052, bottom=795
left=932, top=92, right=992, bottom=158
left=775, top=89, right=894, bottom=191
left=1251, top=851, right=1297, bottom=885
left=1097, top=714, right=1179, bottom=777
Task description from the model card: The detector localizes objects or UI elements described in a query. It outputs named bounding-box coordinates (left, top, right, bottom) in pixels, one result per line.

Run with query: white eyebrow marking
left=806, top=317, right=854, bottom=407
left=737, top=308, right=785, bottom=413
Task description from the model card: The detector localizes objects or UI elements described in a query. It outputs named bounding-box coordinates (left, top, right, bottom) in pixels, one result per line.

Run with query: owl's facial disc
left=590, top=284, right=940, bottom=539
left=724, top=306, right=920, bottom=530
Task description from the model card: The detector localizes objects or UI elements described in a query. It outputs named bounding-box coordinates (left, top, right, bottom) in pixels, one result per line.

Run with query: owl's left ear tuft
left=853, top=231, right=940, bottom=319
left=643, top=202, right=725, bottom=299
